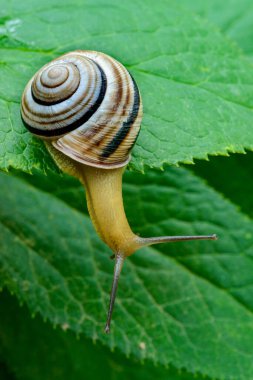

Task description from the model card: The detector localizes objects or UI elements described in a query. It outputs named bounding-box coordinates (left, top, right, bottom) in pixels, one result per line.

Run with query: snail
left=20, top=50, right=217, bottom=333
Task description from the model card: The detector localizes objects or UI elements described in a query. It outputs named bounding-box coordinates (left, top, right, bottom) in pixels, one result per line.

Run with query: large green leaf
left=1, top=166, right=253, bottom=379
left=176, top=0, right=253, bottom=58
left=1, top=0, right=253, bottom=172
left=0, top=290, right=197, bottom=380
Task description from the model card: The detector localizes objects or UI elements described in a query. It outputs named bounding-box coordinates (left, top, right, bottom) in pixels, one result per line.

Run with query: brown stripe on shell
left=84, top=60, right=134, bottom=161
left=92, top=68, right=132, bottom=151
left=31, top=78, right=80, bottom=106
left=21, top=56, right=97, bottom=123
left=84, top=56, right=126, bottom=139
left=82, top=58, right=128, bottom=153
left=31, top=63, right=80, bottom=106
left=53, top=51, right=142, bottom=168
left=99, top=73, right=141, bottom=162
left=21, top=55, right=107, bottom=138
left=21, top=50, right=142, bottom=168
left=22, top=63, right=90, bottom=122
left=21, top=60, right=100, bottom=130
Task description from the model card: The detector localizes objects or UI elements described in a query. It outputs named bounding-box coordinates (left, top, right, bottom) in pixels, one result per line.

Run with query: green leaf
left=175, top=0, right=253, bottom=58
left=0, top=290, right=197, bottom=380
left=0, top=51, right=60, bottom=174
left=1, top=0, right=253, bottom=172
left=1, top=166, right=253, bottom=379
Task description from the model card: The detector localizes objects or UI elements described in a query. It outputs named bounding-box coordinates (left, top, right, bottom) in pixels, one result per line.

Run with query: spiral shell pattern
left=21, top=50, right=142, bottom=168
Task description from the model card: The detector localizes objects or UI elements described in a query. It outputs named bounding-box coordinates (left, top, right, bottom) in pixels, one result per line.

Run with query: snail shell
left=21, top=50, right=143, bottom=169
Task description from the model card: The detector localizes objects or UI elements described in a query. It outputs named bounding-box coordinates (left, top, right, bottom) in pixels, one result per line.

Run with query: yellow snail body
left=21, top=50, right=217, bottom=333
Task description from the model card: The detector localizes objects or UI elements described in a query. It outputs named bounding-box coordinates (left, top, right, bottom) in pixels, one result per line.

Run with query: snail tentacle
left=104, top=254, right=124, bottom=334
